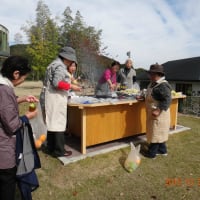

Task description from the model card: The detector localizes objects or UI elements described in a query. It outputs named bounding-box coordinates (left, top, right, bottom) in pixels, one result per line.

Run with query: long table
left=67, top=96, right=185, bottom=154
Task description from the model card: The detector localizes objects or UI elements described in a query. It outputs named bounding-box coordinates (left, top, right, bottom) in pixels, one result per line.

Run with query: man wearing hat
left=117, top=58, right=139, bottom=90
left=40, top=46, right=81, bottom=157
left=143, top=63, right=172, bottom=159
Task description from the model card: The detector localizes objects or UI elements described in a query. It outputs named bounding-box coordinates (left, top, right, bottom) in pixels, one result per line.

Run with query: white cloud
left=1, top=0, right=200, bottom=69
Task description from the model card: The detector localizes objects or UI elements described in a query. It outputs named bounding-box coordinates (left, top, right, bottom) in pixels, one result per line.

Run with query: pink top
left=98, top=68, right=117, bottom=84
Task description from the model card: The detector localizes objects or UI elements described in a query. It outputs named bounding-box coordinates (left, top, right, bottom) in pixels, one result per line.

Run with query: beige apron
left=145, top=81, right=170, bottom=143
left=40, top=76, right=70, bottom=132
left=45, top=86, right=68, bottom=132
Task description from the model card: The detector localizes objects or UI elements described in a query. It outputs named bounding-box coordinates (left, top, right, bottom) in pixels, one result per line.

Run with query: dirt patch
left=14, top=81, right=43, bottom=97
left=14, top=81, right=95, bottom=97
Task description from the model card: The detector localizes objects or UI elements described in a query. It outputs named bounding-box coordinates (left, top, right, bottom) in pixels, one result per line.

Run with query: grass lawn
left=15, top=82, right=200, bottom=199
left=15, top=114, right=199, bottom=200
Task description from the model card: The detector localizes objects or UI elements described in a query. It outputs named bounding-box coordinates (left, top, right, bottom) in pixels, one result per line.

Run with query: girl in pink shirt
left=95, top=61, right=120, bottom=97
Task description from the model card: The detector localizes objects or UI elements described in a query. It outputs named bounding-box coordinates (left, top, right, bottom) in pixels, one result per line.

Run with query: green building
left=0, top=24, right=10, bottom=68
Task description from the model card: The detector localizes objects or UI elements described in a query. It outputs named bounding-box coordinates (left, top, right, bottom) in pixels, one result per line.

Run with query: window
left=176, top=83, right=192, bottom=96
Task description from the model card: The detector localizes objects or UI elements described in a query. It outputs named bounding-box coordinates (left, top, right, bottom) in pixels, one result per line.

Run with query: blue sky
left=1, top=0, right=200, bottom=69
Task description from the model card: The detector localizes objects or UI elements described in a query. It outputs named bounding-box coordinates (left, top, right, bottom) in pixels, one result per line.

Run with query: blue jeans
left=148, top=142, right=167, bottom=157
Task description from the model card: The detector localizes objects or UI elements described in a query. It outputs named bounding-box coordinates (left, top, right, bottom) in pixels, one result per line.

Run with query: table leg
left=173, top=99, right=178, bottom=130
left=170, top=98, right=178, bottom=130
left=81, top=109, right=86, bottom=154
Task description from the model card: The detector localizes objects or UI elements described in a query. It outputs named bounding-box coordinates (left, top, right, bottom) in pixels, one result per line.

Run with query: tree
left=23, top=0, right=60, bottom=80
left=10, top=44, right=28, bottom=57
left=59, top=8, right=103, bottom=82
left=21, top=2, right=108, bottom=82
left=59, top=6, right=73, bottom=46
left=14, top=33, right=23, bottom=44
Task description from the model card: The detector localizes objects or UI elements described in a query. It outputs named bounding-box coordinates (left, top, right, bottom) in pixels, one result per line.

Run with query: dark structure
left=163, top=57, right=200, bottom=82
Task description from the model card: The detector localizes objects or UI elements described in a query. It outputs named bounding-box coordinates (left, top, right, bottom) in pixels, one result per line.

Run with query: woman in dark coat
left=0, top=56, right=38, bottom=200
left=144, top=64, right=172, bottom=159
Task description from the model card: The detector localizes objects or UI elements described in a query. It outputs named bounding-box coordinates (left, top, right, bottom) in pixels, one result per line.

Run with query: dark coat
left=151, top=81, right=172, bottom=111
left=16, top=122, right=41, bottom=200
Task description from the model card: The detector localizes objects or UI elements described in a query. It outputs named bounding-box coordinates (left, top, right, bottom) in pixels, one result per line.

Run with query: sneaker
left=156, top=152, right=168, bottom=156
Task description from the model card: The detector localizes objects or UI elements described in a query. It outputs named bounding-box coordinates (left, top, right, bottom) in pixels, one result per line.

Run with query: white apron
left=40, top=68, right=71, bottom=132
left=145, top=81, right=170, bottom=143
left=45, top=86, right=68, bottom=132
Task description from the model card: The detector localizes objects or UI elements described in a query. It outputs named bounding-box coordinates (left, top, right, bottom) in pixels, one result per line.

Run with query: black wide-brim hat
left=59, top=46, right=78, bottom=64
left=146, top=63, right=165, bottom=75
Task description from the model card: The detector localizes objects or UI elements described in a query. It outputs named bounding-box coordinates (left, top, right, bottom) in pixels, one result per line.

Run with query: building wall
left=0, top=24, right=10, bottom=68
left=139, top=80, right=200, bottom=96
left=168, top=81, right=200, bottom=96
left=0, top=24, right=9, bottom=55
left=168, top=81, right=176, bottom=90
left=192, top=82, right=200, bottom=96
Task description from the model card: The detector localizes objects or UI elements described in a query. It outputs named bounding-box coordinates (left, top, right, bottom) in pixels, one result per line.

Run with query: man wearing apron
left=117, top=58, right=139, bottom=90
left=144, top=64, right=172, bottom=159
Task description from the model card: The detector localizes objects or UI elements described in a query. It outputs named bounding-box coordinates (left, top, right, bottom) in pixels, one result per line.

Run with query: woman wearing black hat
left=144, top=63, right=172, bottom=159
left=40, top=47, right=81, bottom=157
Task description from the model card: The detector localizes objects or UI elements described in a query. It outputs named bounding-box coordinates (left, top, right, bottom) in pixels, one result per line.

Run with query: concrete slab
left=58, top=125, right=190, bottom=165
left=169, top=125, right=191, bottom=135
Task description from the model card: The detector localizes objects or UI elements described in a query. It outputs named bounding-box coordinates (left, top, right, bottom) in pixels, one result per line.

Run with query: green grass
left=16, top=114, right=198, bottom=200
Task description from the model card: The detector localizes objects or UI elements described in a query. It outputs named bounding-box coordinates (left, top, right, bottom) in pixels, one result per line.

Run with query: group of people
left=0, top=46, right=172, bottom=199
left=95, top=58, right=140, bottom=97
left=95, top=58, right=172, bottom=159
left=40, top=47, right=172, bottom=160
